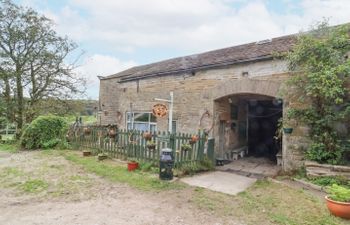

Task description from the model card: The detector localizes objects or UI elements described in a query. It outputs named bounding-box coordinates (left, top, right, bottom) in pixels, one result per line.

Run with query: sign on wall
left=152, top=103, right=168, bottom=118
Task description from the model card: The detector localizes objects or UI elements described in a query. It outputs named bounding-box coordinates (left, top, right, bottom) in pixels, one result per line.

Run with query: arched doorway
left=210, top=79, right=284, bottom=174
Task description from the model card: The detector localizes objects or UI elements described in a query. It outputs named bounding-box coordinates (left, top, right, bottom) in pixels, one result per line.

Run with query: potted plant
left=143, top=132, right=152, bottom=141
left=127, top=160, right=139, bottom=171
left=108, top=128, right=117, bottom=138
left=181, top=143, right=192, bottom=152
left=189, top=135, right=199, bottom=144
left=146, top=140, right=156, bottom=150
left=97, top=152, right=108, bottom=161
left=83, top=127, right=92, bottom=135
left=325, top=184, right=350, bottom=219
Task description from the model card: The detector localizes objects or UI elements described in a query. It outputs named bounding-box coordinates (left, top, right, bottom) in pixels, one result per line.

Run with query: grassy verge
left=0, top=142, right=19, bottom=153
left=62, top=151, right=185, bottom=191
left=192, top=180, right=347, bottom=225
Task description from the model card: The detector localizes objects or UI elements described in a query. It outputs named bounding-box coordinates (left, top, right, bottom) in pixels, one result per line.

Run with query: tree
left=0, top=0, right=85, bottom=130
left=285, top=22, right=350, bottom=164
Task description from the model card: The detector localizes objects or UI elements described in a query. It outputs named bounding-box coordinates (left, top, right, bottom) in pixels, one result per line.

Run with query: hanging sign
left=152, top=103, right=168, bottom=118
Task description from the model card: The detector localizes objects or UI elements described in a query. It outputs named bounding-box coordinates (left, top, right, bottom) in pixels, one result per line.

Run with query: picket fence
left=69, top=125, right=215, bottom=167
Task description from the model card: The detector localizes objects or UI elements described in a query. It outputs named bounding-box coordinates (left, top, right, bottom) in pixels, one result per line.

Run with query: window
left=126, top=112, right=157, bottom=132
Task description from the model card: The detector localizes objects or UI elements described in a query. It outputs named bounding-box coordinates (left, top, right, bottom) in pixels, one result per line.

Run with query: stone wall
left=98, top=58, right=307, bottom=171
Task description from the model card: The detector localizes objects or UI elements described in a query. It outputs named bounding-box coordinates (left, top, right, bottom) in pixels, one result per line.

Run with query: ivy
left=285, top=22, right=350, bottom=164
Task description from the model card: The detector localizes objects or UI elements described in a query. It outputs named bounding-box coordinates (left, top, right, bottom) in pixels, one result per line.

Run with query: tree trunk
left=3, top=75, right=12, bottom=121
left=15, top=69, right=24, bottom=130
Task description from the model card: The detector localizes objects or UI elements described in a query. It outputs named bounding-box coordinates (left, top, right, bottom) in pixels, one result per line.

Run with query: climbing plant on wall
left=285, top=22, right=350, bottom=165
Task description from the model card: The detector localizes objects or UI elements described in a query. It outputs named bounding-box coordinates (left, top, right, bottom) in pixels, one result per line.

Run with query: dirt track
left=0, top=151, right=242, bottom=225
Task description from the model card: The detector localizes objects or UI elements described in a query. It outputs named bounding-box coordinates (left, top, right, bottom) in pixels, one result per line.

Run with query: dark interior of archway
left=248, top=99, right=282, bottom=162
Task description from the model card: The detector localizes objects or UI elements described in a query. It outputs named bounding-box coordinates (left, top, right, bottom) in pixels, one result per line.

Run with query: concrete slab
left=180, top=171, right=256, bottom=195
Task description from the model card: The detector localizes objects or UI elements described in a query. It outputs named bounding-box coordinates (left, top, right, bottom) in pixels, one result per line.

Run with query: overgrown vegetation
left=309, top=176, right=350, bottom=189
left=285, top=22, right=350, bottom=165
left=0, top=142, right=18, bottom=152
left=175, top=157, right=214, bottom=176
left=20, top=115, right=68, bottom=149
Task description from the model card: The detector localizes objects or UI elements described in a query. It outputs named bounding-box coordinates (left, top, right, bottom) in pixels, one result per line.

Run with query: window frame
left=126, top=111, right=157, bottom=132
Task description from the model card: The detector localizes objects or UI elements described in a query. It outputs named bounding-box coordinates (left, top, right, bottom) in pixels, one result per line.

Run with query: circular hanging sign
left=152, top=103, right=168, bottom=118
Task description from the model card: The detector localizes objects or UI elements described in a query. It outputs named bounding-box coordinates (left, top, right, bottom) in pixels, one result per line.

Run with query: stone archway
left=209, top=78, right=289, bottom=172
left=210, top=79, right=283, bottom=100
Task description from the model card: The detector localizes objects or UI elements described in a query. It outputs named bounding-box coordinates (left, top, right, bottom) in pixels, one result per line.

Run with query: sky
left=15, top=0, right=350, bottom=99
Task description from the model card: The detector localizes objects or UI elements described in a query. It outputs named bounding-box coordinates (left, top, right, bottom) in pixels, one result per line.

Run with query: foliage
left=0, top=143, right=18, bottom=152
left=0, top=0, right=85, bottom=129
left=328, top=184, right=350, bottom=203
left=35, top=99, right=98, bottom=118
left=176, top=157, right=214, bottom=176
left=309, top=176, right=350, bottom=189
left=285, top=22, right=350, bottom=164
left=20, top=115, right=68, bottom=149
left=181, top=143, right=192, bottom=151
left=20, top=179, right=48, bottom=193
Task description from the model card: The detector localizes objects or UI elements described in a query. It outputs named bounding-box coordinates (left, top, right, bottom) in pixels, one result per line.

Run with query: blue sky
left=16, top=0, right=350, bottom=99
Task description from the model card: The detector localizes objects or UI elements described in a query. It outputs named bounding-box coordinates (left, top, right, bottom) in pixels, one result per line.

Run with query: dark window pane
left=150, top=113, right=157, bottom=122
left=134, top=113, right=149, bottom=122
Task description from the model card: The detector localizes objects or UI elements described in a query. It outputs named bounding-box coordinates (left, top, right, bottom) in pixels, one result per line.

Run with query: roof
left=101, top=34, right=297, bottom=82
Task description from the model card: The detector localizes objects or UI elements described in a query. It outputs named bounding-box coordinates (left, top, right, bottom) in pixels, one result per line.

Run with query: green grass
left=192, top=180, right=348, bottom=225
left=1, top=134, right=15, bottom=141
left=20, top=179, right=49, bottom=193
left=0, top=167, right=25, bottom=178
left=0, top=143, right=18, bottom=153
left=62, top=151, right=185, bottom=191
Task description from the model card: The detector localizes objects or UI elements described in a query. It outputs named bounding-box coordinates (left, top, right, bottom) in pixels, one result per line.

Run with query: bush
left=20, top=115, right=68, bottom=149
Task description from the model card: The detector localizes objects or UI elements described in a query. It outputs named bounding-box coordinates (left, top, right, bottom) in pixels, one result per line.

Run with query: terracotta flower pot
left=127, top=161, right=139, bottom=171
left=325, top=196, right=350, bottom=219
left=143, top=132, right=152, bottom=141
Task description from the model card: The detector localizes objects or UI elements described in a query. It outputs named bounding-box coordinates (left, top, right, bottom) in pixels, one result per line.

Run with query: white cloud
left=18, top=0, right=350, bottom=98
left=40, top=0, right=350, bottom=54
left=74, top=54, right=137, bottom=98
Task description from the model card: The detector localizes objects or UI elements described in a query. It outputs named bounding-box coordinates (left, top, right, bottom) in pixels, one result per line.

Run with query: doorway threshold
left=216, top=156, right=281, bottom=178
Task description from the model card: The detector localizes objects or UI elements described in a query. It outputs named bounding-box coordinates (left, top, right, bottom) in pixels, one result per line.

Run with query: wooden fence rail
left=68, top=125, right=213, bottom=167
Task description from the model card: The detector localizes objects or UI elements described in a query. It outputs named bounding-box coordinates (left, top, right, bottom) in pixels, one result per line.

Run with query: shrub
left=20, top=115, right=68, bottom=149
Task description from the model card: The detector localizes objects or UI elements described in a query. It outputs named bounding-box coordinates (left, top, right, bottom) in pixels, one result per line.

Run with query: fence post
left=169, top=133, right=176, bottom=162
left=207, top=138, right=215, bottom=165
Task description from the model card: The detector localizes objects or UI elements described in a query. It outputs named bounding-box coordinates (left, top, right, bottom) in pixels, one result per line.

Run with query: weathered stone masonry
left=98, top=35, right=305, bottom=171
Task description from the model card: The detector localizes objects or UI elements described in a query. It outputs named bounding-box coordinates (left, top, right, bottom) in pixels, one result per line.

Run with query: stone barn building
left=98, top=34, right=308, bottom=171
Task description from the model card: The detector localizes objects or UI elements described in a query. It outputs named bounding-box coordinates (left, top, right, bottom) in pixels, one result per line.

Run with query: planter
left=82, top=150, right=91, bottom=157
left=127, top=161, right=139, bottom=171
left=325, top=196, right=350, bottom=219
left=143, top=132, right=152, bottom=141
left=283, top=127, right=293, bottom=134
left=83, top=127, right=92, bottom=135
left=97, top=153, right=108, bottom=161
left=147, top=145, right=156, bottom=150
left=108, top=130, right=117, bottom=138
